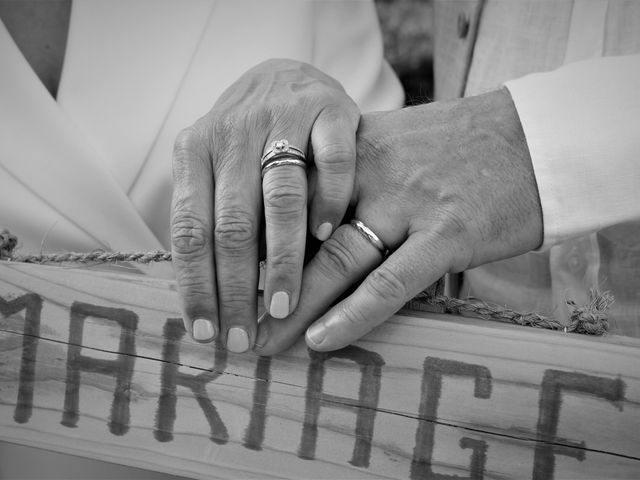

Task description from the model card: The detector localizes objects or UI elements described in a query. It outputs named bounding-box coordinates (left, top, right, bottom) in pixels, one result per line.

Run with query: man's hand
left=171, top=59, right=359, bottom=352
left=254, top=88, right=543, bottom=354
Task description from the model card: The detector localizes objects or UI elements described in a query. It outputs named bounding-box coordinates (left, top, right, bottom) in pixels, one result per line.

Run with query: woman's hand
left=254, top=88, right=544, bottom=354
left=171, top=59, right=359, bottom=352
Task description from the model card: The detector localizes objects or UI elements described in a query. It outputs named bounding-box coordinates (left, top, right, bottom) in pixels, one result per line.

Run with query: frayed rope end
left=0, top=229, right=18, bottom=261
left=413, top=288, right=613, bottom=336
left=566, top=289, right=614, bottom=335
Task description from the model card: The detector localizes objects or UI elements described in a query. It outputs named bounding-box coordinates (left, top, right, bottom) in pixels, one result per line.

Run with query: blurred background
left=375, top=0, right=434, bottom=105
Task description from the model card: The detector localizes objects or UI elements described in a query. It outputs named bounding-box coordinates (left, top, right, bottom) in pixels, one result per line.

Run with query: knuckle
left=220, top=284, right=247, bottom=307
left=314, top=142, right=355, bottom=172
left=218, top=282, right=253, bottom=316
left=177, top=274, right=213, bottom=300
left=173, top=126, right=202, bottom=162
left=172, top=125, right=211, bottom=181
left=436, top=205, right=469, bottom=238
left=263, top=179, right=307, bottom=216
left=214, top=211, right=257, bottom=252
left=365, top=267, right=408, bottom=303
left=316, top=236, right=359, bottom=280
left=341, top=304, right=369, bottom=329
left=174, top=126, right=198, bottom=152
left=171, top=215, right=209, bottom=258
left=268, top=248, right=303, bottom=272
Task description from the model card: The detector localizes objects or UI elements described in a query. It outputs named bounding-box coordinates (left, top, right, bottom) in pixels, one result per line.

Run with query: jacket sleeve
left=504, top=54, right=640, bottom=249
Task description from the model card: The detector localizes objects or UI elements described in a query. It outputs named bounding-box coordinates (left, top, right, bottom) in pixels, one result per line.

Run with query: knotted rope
left=410, top=289, right=612, bottom=335
left=1, top=229, right=612, bottom=335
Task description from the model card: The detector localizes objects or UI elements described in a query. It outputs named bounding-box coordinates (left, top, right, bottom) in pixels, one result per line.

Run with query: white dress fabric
left=0, top=0, right=403, bottom=260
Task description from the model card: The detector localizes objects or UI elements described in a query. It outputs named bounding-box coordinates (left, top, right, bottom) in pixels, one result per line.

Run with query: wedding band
left=261, top=139, right=306, bottom=170
left=350, top=219, right=388, bottom=256
left=261, top=157, right=307, bottom=177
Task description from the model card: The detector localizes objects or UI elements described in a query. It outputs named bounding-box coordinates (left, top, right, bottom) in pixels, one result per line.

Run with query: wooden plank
left=1, top=262, right=639, bottom=479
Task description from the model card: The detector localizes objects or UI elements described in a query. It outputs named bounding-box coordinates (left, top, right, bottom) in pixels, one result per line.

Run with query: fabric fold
left=0, top=20, right=163, bottom=255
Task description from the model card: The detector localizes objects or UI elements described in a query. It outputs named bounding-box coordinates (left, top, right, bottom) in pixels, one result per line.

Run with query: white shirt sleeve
left=504, top=54, right=640, bottom=249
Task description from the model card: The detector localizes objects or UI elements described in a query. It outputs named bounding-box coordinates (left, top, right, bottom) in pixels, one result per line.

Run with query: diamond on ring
left=273, top=139, right=289, bottom=152
left=261, top=139, right=307, bottom=175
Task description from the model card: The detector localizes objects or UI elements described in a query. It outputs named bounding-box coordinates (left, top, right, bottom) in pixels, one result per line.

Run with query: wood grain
left=1, top=262, right=639, bottom=479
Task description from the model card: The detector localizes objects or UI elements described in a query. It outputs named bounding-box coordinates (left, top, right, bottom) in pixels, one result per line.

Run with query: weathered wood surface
left=1, top=262, right=639, bottom=479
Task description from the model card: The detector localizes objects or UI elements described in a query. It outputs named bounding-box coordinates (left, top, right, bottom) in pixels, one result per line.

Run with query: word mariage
left=1, top=292, right=628, bottom=480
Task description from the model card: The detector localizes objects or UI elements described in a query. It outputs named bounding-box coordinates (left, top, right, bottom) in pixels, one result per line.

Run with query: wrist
left=464, top=87, right=544, bottom=258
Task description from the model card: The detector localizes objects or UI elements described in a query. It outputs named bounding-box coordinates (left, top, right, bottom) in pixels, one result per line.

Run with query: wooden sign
left=1, top=262, right=639, bottom=479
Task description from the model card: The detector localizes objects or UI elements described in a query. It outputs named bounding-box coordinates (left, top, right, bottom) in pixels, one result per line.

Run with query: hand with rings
left=171, top=58, right=359, bottom=352
left=254, top=88, right=544, bottom=354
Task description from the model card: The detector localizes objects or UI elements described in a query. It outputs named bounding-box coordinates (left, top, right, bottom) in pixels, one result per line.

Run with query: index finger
left=171, top=127, right=218, bottom=343
left=305, top=233, right=449, bottom=351
left=253, top=223, right=381, bottom=356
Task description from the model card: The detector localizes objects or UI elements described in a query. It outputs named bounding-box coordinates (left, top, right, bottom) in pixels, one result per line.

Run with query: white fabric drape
left=1, top=0, right=403, bottom=262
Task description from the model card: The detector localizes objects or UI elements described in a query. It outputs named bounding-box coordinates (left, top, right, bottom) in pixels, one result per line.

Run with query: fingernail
left=254, top=316, right=269, bottom=350
left=270, top=291, right=289, bottom=319
left=306, top=322, right=327, bottom=346
left=316, top=222, right=333, bottom=241
left=192, top=318, right=216, bottom=342
left=227, top=327, right=249, bottom=353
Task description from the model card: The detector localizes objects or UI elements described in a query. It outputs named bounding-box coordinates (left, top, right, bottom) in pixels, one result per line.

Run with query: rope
left=1, top=229, right=612, bottom=335
left=7, top=250, right=173, bottom=264
left=0, top=230, right=170, bottom=264
left=410, top=290, right=612, bottom=335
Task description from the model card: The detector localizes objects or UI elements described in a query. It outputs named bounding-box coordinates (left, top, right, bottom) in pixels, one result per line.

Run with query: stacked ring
left=261, top=139, right=307, bottom=177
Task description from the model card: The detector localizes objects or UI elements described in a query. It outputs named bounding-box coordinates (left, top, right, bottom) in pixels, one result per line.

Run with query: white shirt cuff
left=504, top=55, right=640, bottom=249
